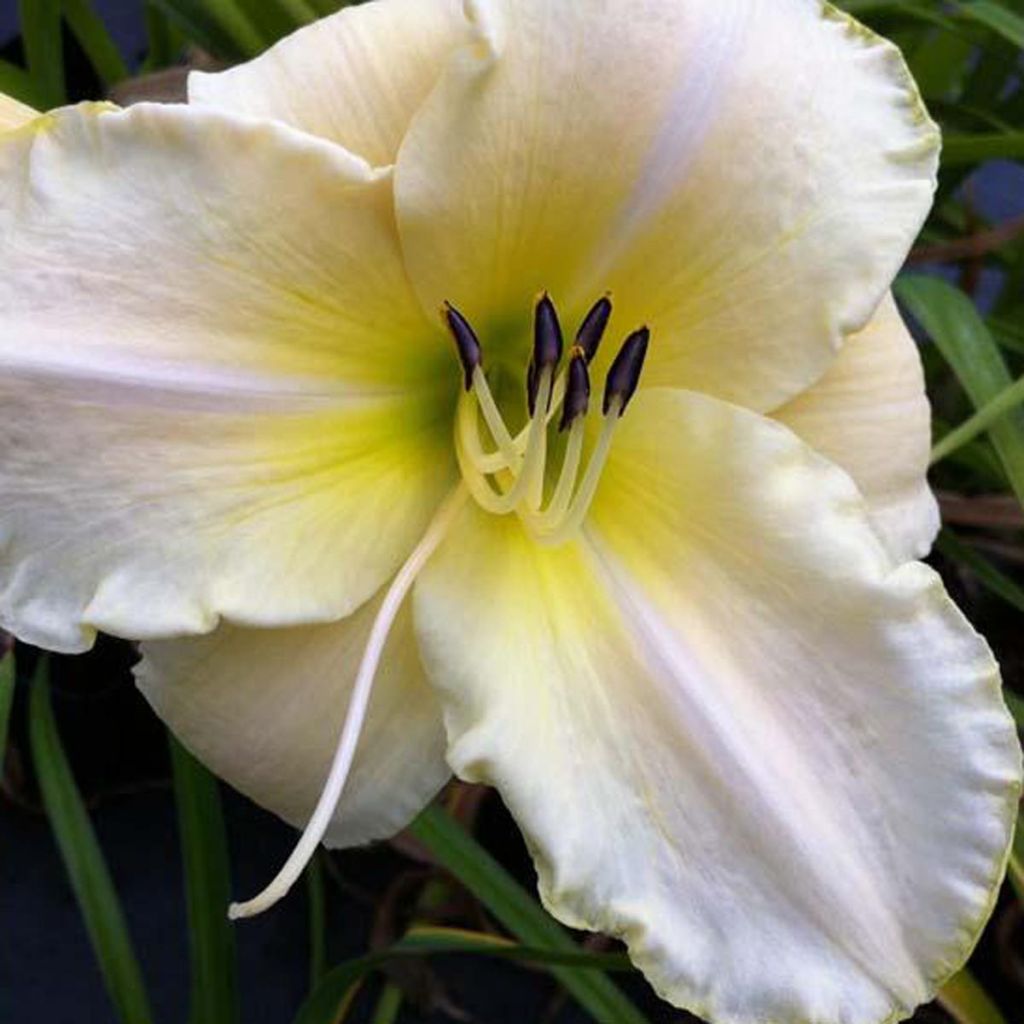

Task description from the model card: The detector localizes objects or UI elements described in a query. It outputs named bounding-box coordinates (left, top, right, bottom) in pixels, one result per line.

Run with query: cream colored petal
left=0, top=102, right=455, bottom=653
left=413, top=389, right=1020, bottom=1024
left=137, top=588, right=450, bottom=848
left=0, top=93, right=37, bottom=131
left=774, top=293, right=939, bottom=561
left=189, top=0, right=471, bottom=167
left=396, top=0, right=938, bottom=411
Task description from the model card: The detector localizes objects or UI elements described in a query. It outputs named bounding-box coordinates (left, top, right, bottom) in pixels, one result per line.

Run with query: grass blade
left=938, top=967, right=1009, bottom=1024
left=169, top=734, right=240, bottom=1024
left=142, top=3, right=186, bottom=71
left=1005, top=690, right=1024, bottom=734
left=29, top=660, right=154, bottom=1024
left=0, top=648, right=14, bottom=768
left=938, top=530, right=1024, bottom=619
left=896, top=275, right=1024, bottom=507
left=150, top=0, right=266, bottom=59
left=942, top=132, right=1024, bottom=165
left=293, top=926, right=634, bottom=1024
left=931, top=374, right=1024, bottom=464
left=306, top=0, right=346, bottom=16
left=18, top=0, right=65, bottom=107
left=61, top=0, right=129, bottom=86
left=408, top=804, right=649, bottom=1024
left=1008, top=811, right=1023, bottom=902
left=307, top=853, right=327, bottom=991
left=369, top=983, right=403, bottom=1024
left=0, top=59, right=45, bottom=107
left=265, top=0, right=320, bottom=26
left=955, top=1, right=1024, bottom=47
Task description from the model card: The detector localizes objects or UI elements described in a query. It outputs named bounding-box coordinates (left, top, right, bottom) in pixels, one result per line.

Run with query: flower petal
left=189, top=0, right=471, bottom=167
left=0, top=102, right=455, bottom=653
left=773, top=292, right=939, bottom=561
left=137, top=588, right=450, bottom=847
left=0, top=93, right=36, bottom=131
left=395, top=0, right=938, bottom=410
left=413, top=389, right=1020, bottom=1024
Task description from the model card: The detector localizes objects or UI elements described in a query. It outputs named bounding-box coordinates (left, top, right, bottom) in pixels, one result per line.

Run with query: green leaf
left=0, top=649, right=14, bottom=769
left=169, top=735, right=240, bottom=1024
left=399, top=925, right=632, bottom=969
left=938, top=531, right=1024, bottom=620
left=142, top=3, right=186, bottom=72
left=989, top=314, right=1024, bottom=357
left=1005, top=690, right=1024, bottom=733
left=149, top=0, right=266, bottom=59
left=955, top=1, right=1024, bottom=48
left=61, top=0, right=128, bottom=86
left=896, top=275, right=1024, bottom=508
left=370, top=983, right=403, bottom=1024
left=836, top=0, right=960, bottom=32
left=942, top=132, right=1024, bottom=165
left=306, top=0, right=346, bottom=15
left=408, top=804, right=649, bottom=1024
left=18, top=0, right=65, bottom=107
left=294, top=926, right=633, bottom=1024
left=267, top=0, right=321, bottom=25
left=1008, top=808, right=1023, bottom=902
left=306, top=853, right=327, bottom=991
left=931, top=373, right=1024, bottom=464
left=0, top=59, right=45, bottom=107
left=29, top=660, right=154, bottom=1024
left=909, top=29, right=974, bottom=100
left=938, top=967, right=1009, bottom=1024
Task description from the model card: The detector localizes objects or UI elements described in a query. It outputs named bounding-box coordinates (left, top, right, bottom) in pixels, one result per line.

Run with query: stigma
left=443, top=293, right=648, bottom=544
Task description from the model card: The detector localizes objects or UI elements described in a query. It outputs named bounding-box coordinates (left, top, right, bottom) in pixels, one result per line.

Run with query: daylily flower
left=1, top=1, right=1020, bottom=1022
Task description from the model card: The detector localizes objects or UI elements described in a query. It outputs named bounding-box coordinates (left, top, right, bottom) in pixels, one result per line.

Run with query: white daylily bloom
left=0, top=2, right=1019, bottom=1023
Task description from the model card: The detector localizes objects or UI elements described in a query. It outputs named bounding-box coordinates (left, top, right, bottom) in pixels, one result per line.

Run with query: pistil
left=228, top=484, right=468, bottom=920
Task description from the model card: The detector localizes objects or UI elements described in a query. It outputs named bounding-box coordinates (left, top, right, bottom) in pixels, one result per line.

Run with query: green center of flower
left=444, top=294, right=649, bottom=544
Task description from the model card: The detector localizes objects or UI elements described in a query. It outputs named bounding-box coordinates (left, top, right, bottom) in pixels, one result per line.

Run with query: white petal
left=189, top=0, right=471, bottom=166
left=395, top=0, right=939, bottom=410
left=774, top=293, right=939, bottom=561
left=0, top=92, right=37, bottom=131
left=0, top=103, right=454, bottom=652
left=413, top=389, right=1020, bottom=1024
left=137, top=588, right=450, bottom=847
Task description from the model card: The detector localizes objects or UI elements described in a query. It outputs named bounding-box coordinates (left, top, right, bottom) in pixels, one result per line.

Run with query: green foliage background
left=1, top=1, right=1023, bottom=1022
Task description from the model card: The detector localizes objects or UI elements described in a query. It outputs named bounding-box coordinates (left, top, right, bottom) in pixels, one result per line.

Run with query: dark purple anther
left=443, top=302, right=482, bottom=391
left=575, top=295, right=612, bottom=364
left=602, top=327, right=650, bottom=416
left=559, top=351, right=591, bottom=432
left=533, top=292, right=563, bottom=372
left=527, top=293, right=563, bottom=415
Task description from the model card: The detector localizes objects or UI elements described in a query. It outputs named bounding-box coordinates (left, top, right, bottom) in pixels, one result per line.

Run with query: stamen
left=574, top=295, right=612, bottom=364
left=603, top=327, right=649, bottom=415
left=489, top=367, right=553, bottom=514
left=455, top=393, right=519, bottom=514
left=527, top=293, right=563, bottom=415
left=442, top=302, right=482, bottom=391
left=470, top=366, right=520, bottom=470
left=533, top=415, right=585, bottom=529
left=227, top=485, right=468, bottom=921
left=559, top=350, right=591, bottom=432
left=452, top=296, right=616, bottom=475
left=534, top=327, right=649, bottom=544
left=536, top=398, right=621, bottom=546
left=442, top=295, right=648, bottom=545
